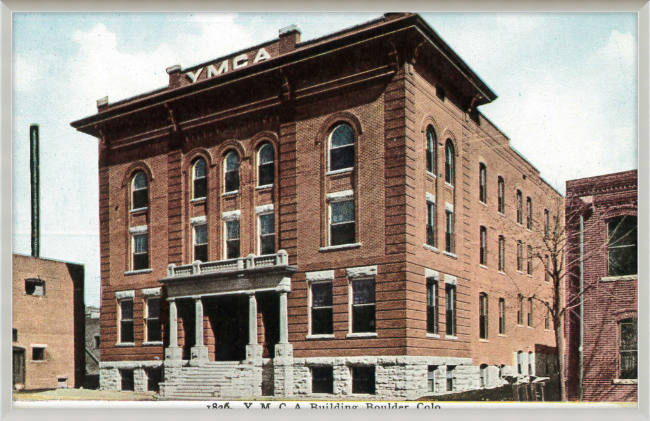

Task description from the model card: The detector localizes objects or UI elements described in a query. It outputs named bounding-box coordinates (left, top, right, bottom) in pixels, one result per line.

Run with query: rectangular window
left=517, top=295, right=523, bottom=325
left=480, top=226, right=488, bottom=266
left=619, top=319, right=637, bottom=379
left=351, top=366, right=375, bottom=394
left=545, top=255, right=551, bottom=283
left=259, top=213, right=276, bottom=255
left=193, top=224, right=208, bottom=262
left=544, top=209, right=550, bottom=238
left=528, top=298, right=534, bottom=327
left=527, top=245, right=533, bottom=275
left=132, top=233, right=149, bottom=270
left=498, top=236, right=505, bottom=272
left=498, top=177, right=505, bottom=214
left=146, top=298, right=161, bottom=342
left=426, top=201, right=436, bottom=247
left=445, top=284, right=456, bottom=336
left=427, top=280, right=438, bottom=334
left=428, top=366, right=438, bottom=392
left=479, top=294, right=488, bottom=339
left=608, top=216, right=637, bottom=276
left=25, top=279, right=45, bottom=296
left=120, top=369, right=135, bottom=391
left=446, top=366, right=455, bottom=392
left=499, top=299, right=506, bottom=335
left=516, top=191, right=523, bottom=224
left=312, top=366, right=334, bottom=394
left=330, top=200, right=355, bottom=246
left=119, top=299, right=134, bottom=343
left=545, top=305, right=551, bottom=330
left=479, top=164, right=487, bottom=203
left=517, top=352, right=523, bottom=374
left=225, top=219, right=240, bottom=259
left=517, top=241, right=523, bottom=272
left=311, top=282, right=333, bottom=335
left=445, top=210, right=454, bottom=253
left=95, top=334, right=101, bottom=349
left=12, top=328, right=17, bottom=342
left=352, top=279, right=376, bottom=333
left=32, top=346, right=45, bottom=361
left=526, top=197, right=533, bottom=230
left=147, top=367, right=162, bottom=393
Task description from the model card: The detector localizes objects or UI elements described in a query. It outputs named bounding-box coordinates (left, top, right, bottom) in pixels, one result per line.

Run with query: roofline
left=566, top=169, right=638, bottom=186
left=13, top=252, right=85, bottom=267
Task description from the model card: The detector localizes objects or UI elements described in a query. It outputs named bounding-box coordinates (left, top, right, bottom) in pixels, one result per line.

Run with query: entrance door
left=13, top=348, right=25, bottom=389
left=208, top=295, right=247, bottom=361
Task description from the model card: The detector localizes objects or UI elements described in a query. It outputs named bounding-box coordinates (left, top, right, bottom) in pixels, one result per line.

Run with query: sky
left=12, top=12, right=638, bottom=307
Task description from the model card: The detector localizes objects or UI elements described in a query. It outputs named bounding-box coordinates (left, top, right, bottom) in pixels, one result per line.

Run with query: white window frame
left=327, top=124, right=355, bottom=173
left=192, top=158, right=207, bottom=200
left=115, top=290, right=135, bottom=345
left=129, top=225, right=149, bottom=272
left=327, top=190, right=356, bottom=247
left=257, top=143, right=275, bottom=188
left=257, top=211, right=276, bottom=256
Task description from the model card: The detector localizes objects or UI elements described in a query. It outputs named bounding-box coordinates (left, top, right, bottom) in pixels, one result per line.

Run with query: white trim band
left=444, top=274, right=457, bottom=285
left=255, top=204, right=275, bottom=214
left=327, top=190, right=354, bottom=201
left=30, top=344, right=48, bottom=348
left=425, top=268, right=439, bottom=280
left=445, top=202, right=454, bottom=212
left=142, top=287, right=161, bottom=297
left=346, top=265, right=377, bottom=279
left=190, top=216, right=207, bottom=225
left=306, top=270, right=335, bottom=282
left=115, top=290, right=135, bottom=300
left=222, top=210, right=241, bottom=220
left=426, top=192, right=436, bottom=203
left=129, top=225, right=148, bottom=234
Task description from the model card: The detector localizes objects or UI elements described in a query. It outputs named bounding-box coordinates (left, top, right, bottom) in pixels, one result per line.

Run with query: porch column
left=164, top=298, right=181, bottom=362
left=246, top=292, right=263, bottom=364
left=274, top=277, right=293, bottom=397
left=190, top=296, right=208, bottom=364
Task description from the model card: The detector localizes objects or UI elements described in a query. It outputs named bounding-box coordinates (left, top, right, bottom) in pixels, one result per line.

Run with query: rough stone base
left=99, top=360, right=163, bottom=392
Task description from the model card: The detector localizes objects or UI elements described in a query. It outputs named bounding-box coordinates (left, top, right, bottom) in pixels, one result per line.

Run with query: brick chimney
left=167, top=64, right=182, bottom=89
left=278, top=24, right=301, bottom=54
left=96, top=96, right=109, bottom=112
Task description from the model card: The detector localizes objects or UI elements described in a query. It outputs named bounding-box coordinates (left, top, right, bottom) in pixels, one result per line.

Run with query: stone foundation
left=99, top=360, right=163, bottom=392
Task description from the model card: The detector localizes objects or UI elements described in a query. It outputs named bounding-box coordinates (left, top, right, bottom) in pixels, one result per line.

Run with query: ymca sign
left=184, top=48, right=272, bottom=83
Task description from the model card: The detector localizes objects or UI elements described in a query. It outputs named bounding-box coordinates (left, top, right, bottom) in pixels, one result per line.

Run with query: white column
left=194, top=296, right=204, bottom=346
left=279, top=290, right=288, bottom=344
left=169, top=299, right=178, bottom=347
left=248, top=293, right=258, bottom=345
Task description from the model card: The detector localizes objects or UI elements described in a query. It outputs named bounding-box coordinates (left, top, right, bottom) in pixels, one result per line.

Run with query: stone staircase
left=159, top=362, right=259, bottom=400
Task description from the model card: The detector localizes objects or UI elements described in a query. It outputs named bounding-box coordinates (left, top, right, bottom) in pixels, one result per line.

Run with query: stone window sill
left=479, top=264, right=488, bottom=270
left=116, top=343, right=135, bottom=347
left=443, top=251, right=457, bottom=259
left=479, top=201, right=488, bottom=208
left=256, top=184, right=273, bottom=191
left=498, top=271, right=506, bottom=276
left=498, top=212, right=506, bottom=218
left=320, top=243, right=362, bottom=252
left=426, top=333, right=440, bottom=339
left=306, top=334, right=335, bottom=340
left=130, top=207, right=148, bottom=214
left=326, top=168, right=353, bottom=176
left=498, top=334, right=506, bottom=338
left=142, top=341, right=163, bottom=346
left=479, top=339, right=489, bottom=343
left=445, top=335, right=458, bottom=340
left=445, top=182, right=454, bottom=189
left=346, top=332, right=378, bottom=338
left=424, top=244, right=439, bottom=253
left=124, top=269, right=153, bottom=276
left=31, top=360, right=48, bottom=364
left=613, top=379, right=637, bottom=385
left=601, top=275, right=637, bottom=283
left=222, top=191, right=239, bottom=197
left=426, top=171, right=437, bottom=180
left=190, top=198, right=206, bottom=203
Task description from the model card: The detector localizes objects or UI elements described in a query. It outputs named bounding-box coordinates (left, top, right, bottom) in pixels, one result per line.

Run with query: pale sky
left=12, top=13, right=638, bottom=307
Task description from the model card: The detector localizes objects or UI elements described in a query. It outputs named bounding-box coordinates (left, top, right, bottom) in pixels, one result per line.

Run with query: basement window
left=25, top=279, right=45, bottom=296
left=32, top=346, right=45, bottom=361
left=351, top=366, right=375, bottom=394
left=120, top=369, right=134, bottom=391
left=312, top=366, right=334, bottom=394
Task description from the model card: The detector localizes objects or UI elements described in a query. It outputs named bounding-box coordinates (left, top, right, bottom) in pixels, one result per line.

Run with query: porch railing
left=166, top=250, right=289, bottom=278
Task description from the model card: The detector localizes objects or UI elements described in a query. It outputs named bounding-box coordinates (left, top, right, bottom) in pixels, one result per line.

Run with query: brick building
left=12, top=254, right=85, bottom=390
left=71, top=13, right=561, bottom=399
left=565, top=170, right=638, bottom=402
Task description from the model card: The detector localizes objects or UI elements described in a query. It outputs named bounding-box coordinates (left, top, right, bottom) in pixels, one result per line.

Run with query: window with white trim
left=258, top=213, right=276, bottom=255
left=224, top=151, right=240, bottom=193
left=445, top=140, right=455, bottom=185
left=192, top=158, right=207, bottom=199
left=445, top=209, right=454, bottom=253
left=258, top=143, right=275, bottom=187
left=498, top=176, right=505, bottom=214
left=427, top=279, right=438, bottom=334
left=329, top=124, right=355, bottom=172
left=426, top=125, right=437, bottom=175
left=517, top=294, right=523, bottom=325
left=32, top=346, right=46, bottom=361
left=480, top=226, right=488, bottom=266
left=517, top=240, right=523, bottom=272
left=131, top=171, right=148, bottom=210
left=516, top=190, right=523, bottom=225
left=132, top=233, right=149, bottom=270
left=352, top=278, right=375, bottom=333
left=330, top=199, right=355, bottom=246
left=146, top=298, right=161, bottom=342
left=527, top=245, right=533, bottom=275
left=499, top=298, right=506, bottom=335
left=119, top=299, right=134, bottom=343
left=479, top=293, right=488, bottom=339
left=426, top=199, right=436, bottom=247
left=225, top=219, right=240, bottom=259
left=608, top=215, right=637, bottom=277
left=193, top=224, right=208, bottom=262
left=619, top=318, right=637, bottom=379
left=544, top=209, right=550, bottom=238
left=517, top=351, right=523, bottom=374
left=527, top=297, right=534, bottom=327
left=498, top=236, right=505, bottom=272
left=445, top=284, right=456, bottom=336
left=526, top=197, right=533, bottom=230
left=311, top=281, right=333, bottom=335
left=479, top=163, right=487, bottom=203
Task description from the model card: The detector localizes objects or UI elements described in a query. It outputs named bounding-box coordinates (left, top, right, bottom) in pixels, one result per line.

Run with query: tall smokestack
left=30, top=124, right=40, bottom=257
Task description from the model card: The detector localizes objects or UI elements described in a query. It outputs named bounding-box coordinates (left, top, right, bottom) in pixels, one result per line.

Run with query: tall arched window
left=224, top=151, right=240, bottom=193
left=480, top=226, right=488, bottom=266
left=426, top=125, right=437, bottom=175
left=479, top=163, right=487, bottom=203
left=328, top=123, right=355, bottom=172
left=516, top=190, right=523, bottom=224
left=479, top=293, right=488, bottom=339
left=498, top=235, right=505, bottom=272
left=192, top=158, right=207, bottom=199
left=499, top=298, right=506, bottom=335
left=258, top=143, right=275, bottom=187
left=445, top=140, right=455, bottom=186
left=497, top=176, right=505, bottom=213
left=131, top=171, right=148, bottom=210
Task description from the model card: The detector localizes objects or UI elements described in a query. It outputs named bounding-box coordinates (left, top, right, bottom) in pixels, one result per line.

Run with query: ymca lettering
left=185, top=48, right=272, bottom=83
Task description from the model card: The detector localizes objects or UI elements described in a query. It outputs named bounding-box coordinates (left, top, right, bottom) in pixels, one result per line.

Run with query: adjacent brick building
left=565, top=170, right=638, bottom=402
left=71, top=13, right=562, bottom=399
left=12, top=254, right=85, bottom=390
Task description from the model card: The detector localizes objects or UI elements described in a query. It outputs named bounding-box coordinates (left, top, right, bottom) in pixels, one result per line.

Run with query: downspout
left=578, top=215, right=584, bottom=401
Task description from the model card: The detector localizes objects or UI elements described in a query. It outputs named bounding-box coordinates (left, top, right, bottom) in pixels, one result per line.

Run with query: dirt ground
left=13, top=388, right=157, bottom=401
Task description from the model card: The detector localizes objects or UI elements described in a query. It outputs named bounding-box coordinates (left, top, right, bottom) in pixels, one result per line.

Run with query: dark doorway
left=206, top=295, right=248, bottom=361
left=257, top=291, right=280, bottom=358
left=177, top=301, right=196, bottom=360
left=13, top=347, right=25, bottom=389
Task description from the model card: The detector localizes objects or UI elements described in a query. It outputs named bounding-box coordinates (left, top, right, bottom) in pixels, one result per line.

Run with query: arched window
left=516, top=190, right=523, bottom=224
left=498, top=235, right=505, bottom=272
left=479, top=163, right=487, bottom=203
left=526, top=197, right=533, bottom=229
left=499, top=298, right=506, bottom=335
left=258, top=143, right=275, bottom=187
left=328, top=123, right=355, bottom=172
left=445, top=140, right=455, bottom=186
left=224, top=151, right=240, bottom=193
left=497, top=176, right=505, bottom=213
left=131, top=171, right=148, bottom=210
left=480, top=226, right=488, bottom=266
left=479, top=293, right=488, bottom=339
left=192, top=158, right=207, bottom=199
left=426, top=125, right=437, bottom=174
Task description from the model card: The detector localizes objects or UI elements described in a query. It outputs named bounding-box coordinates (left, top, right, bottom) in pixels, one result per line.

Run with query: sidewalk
left=13, top=388, right=157, bottom=401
